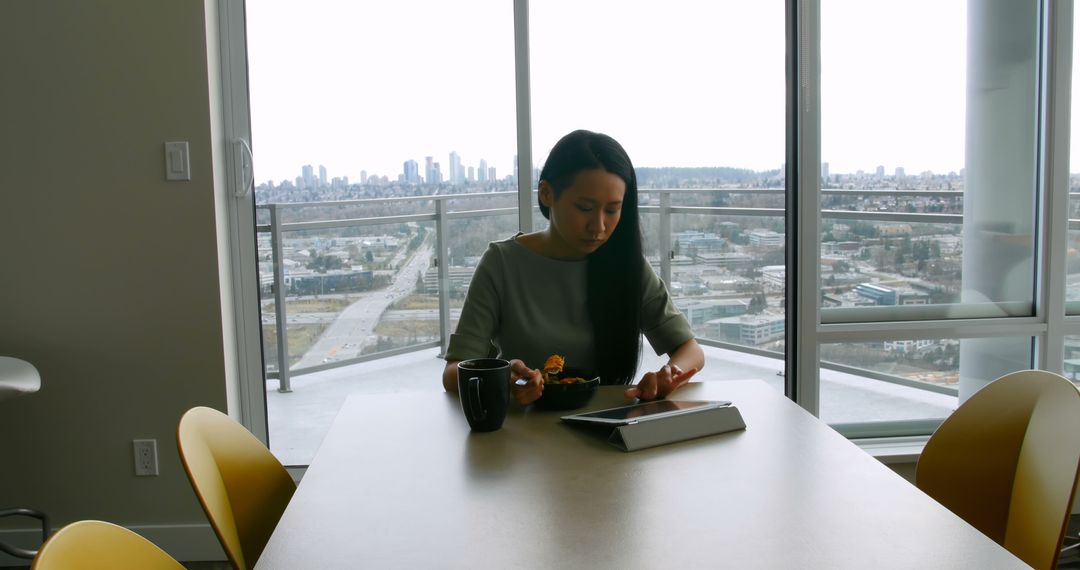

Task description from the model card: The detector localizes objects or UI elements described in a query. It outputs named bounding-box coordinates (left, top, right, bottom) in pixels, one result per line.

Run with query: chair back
left=177, top=406, right=296, bottom=570
left=31, top=520, right=184, bottom=570
left=916, top=370, right=1080, bottom=570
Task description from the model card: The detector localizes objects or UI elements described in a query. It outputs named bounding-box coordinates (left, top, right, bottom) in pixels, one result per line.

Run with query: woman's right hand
left=509, top=359, right=543, bottom=405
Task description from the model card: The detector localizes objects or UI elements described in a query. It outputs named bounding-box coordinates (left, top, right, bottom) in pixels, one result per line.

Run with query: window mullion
left=514, top=0, right=534, bottom=232
left=789, top=0, right=822, bottom=415
left=1035, top=0, right=1074, bottom=371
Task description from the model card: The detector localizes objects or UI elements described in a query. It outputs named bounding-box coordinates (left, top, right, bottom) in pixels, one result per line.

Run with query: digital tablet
left=561, top=400, right=731, bottom=426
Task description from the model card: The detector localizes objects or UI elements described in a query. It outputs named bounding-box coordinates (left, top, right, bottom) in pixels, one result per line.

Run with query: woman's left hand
left=624, top=364, right=698, bottom=401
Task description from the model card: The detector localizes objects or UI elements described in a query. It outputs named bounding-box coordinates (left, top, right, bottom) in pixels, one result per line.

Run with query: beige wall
left=0, top=0, right=228, bottom=537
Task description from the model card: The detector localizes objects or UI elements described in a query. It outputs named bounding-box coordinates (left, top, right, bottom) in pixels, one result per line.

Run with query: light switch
left=165, top=141, right=191, bottom=181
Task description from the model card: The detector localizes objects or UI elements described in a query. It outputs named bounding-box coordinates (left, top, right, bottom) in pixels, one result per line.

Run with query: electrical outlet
left=133, top=439, right=159, bottom=476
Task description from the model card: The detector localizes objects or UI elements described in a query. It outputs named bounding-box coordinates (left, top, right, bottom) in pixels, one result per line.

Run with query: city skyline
left=258, top=153, right=967, bottom=189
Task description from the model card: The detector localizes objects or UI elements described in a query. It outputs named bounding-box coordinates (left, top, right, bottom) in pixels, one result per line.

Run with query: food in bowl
left=541, top=354, right=588, bottom=384
left=549, top=376, right=588, bottom=385
left=534, top=354, right=600, bottom=411
left=542, top=354, right=565, bottom=382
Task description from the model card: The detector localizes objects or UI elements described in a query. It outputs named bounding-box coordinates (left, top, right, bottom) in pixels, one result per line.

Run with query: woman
left=442, top=129, right=704, bottom=405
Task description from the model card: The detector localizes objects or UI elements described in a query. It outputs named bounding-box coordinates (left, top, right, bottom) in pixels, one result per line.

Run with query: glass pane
left=820, top=336, right=1033, bottom=432
left=259, top=215, right=439, bottom=373
left=821, top=1, right=1038, bottom=322
left=531, top=1, right=785, bottom=358
left=248, top=1, right=515, bottom=195
left=647, top=209, right=786, bottom=351
left=1069, top=8, right=1080, bottom=313
left=1062, top=337, right=1080, bottom=386
left=247, top=1, right=516, bottom=465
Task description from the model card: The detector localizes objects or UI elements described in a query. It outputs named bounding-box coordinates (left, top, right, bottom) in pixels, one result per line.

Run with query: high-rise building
left=425, top=157, right=435, bottom=185
left=478, top=159, right=488, bottom=182
left=488, top=166, right=496, bottom=182
left=513, top=154, right=518, bottom=183
left=433, top=162, right=443, bottom=184
left=449, top=151, right=462, bottom=185
left=468, top=166, right=475, bottom=182
left=360, top=170, right=368, bottom=184
left=875, top=165, right=885, bottom=179
left=319, top=165, right=327, bottom=187
left=302, top=164, right=314, bottom=189
left=821, top=162, right=829, bottom=180
left=895, top=167, right=906, bottom=179
left=404, top=159, right=419, bottom=184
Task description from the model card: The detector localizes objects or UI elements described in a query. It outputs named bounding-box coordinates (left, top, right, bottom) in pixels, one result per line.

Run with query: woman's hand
left=624, top=364, right=698, bottom=401
left=509, top=358, right=544, bottom=405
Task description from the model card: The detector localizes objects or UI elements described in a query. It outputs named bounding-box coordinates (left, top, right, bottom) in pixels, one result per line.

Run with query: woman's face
left=540, top=169, right=626, bottom=259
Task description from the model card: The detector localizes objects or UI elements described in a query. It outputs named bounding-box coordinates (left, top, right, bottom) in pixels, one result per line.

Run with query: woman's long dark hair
left=538, top=130, right=642, bottom=385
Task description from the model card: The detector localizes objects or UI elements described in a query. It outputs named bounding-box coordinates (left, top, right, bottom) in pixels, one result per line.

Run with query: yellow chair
left=31, top=520, right=184, bottom=570
left=177, top=406, right=296, bottom=570
left=916, top=369, right=1080, bottom=570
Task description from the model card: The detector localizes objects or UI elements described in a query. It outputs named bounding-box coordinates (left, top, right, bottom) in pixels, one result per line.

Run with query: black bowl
left=533, top=370, right=600, bottom=411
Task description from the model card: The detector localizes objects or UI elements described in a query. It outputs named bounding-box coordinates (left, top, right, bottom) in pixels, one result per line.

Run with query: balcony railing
left=256, top=187, right=967, bottom=395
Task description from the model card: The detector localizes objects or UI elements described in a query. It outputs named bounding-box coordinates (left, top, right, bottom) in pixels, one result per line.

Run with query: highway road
left=292, top=235, right=435, bottom=370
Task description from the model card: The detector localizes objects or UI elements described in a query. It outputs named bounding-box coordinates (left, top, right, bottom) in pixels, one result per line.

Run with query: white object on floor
left=0, top=357, right=41, bottom=402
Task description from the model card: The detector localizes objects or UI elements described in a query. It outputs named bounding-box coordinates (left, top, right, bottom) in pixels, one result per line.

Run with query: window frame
left=218, top=0, right=1078, bottom=444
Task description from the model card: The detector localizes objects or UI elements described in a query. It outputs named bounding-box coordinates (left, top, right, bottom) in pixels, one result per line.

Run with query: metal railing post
left=270, top=204, right=292, bottom=392
left=436, top=199, right=451, bottom=356
left=659, top=191, right=672, bottom=285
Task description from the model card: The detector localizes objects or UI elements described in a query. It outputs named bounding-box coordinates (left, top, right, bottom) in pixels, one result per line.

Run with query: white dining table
left=256, top=380, right=1026, bottom=569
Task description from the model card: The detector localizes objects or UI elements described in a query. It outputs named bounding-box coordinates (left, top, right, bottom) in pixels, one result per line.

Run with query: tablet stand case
left=607, top=405, right=746, bottom=452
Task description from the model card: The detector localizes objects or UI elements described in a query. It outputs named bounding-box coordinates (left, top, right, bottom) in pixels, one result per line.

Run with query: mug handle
left=467, top=376, right=487, bottom=421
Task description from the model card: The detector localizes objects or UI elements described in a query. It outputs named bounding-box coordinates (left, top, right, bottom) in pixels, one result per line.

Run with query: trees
left=307, top=254, right=344, bottom=273
left=748, top=292, right=768, bottom=314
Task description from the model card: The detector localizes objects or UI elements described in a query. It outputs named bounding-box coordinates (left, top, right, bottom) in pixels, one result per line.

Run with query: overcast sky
left=245, top=1, right=1074, bottom=186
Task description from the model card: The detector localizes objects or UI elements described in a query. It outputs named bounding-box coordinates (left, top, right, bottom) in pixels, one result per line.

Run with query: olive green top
left=445, top=235, right=694, bottom=378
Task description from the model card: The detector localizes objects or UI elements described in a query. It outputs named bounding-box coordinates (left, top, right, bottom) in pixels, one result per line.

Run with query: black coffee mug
left=457, top=358, right=511, bottom=432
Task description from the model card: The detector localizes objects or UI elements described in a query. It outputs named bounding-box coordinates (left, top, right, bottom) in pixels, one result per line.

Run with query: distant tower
left=468, top=166, right=475, bottom=182
left=433, top=162, right=443, bottom=184
left=478, top=159, right=488, bottom=182
left=821, top=162, right=829, bottom=180
left=488, top=166, right=496, bottom=182
left=425, top=157, right=435, bottom=185
left=875, top=165, right=885, bottom=179
left=449, top=151, right=462, bottom=185
left=302, top=164, right=314, bottom=189
left=404, top=160, right=419, bottom=184
left=360, top=170, right=368, bottom=184
left=319, top=165, right=328, bottom=187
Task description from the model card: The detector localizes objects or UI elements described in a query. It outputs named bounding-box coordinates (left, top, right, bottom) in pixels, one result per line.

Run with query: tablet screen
left=563, top=400, right=728, bottom=425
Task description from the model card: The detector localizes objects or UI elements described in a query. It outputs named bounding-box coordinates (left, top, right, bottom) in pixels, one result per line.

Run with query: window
left=532, top=0, right=787, bottom=373
left=221, top=0, right=1079, bottom=464
left=245, top=0, right=516, bottom=464
left=1068, top=5, right=1080, bottom=314
left=817, top=1, right=1041, bottom=426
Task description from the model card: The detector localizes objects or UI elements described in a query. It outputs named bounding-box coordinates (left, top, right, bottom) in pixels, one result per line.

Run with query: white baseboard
left=0, top=522, right=225, bottom=566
